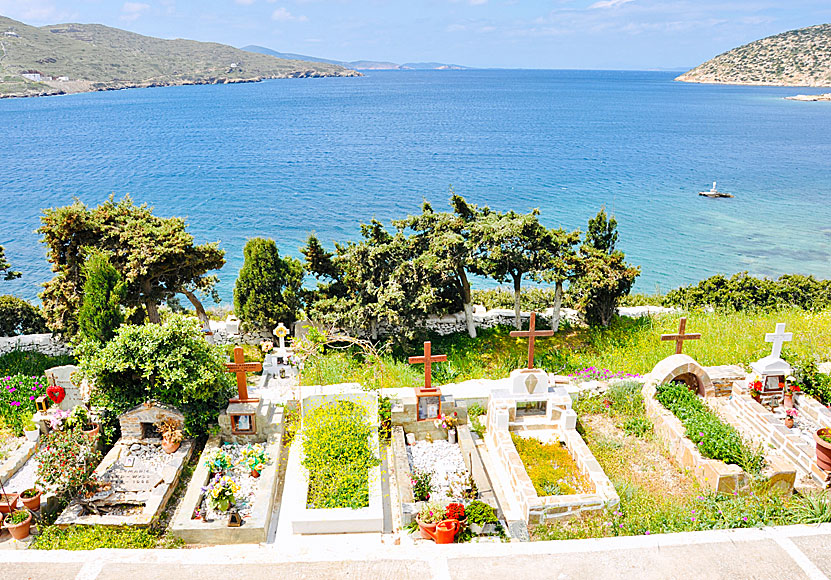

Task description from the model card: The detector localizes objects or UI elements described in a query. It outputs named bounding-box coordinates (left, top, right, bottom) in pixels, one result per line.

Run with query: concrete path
left=3, top=524, right=831, bottom=580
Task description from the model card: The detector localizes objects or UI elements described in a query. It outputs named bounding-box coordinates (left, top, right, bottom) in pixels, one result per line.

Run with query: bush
left=656, top=383, right=764, bottom=473
left=77, top=251, right=125, bottom=344
left=665, top=273, right=831, bottom=312
left=783, top=349, right=831, bottom=406
left=36, top=427, right=101, bottom=499
left=0, top=350, right=75, bottom=377
left=233, top=238, right=303, bottom=331
left=32, top=526, right=179, bottom=550
left=77, top=315, right=235, bottom=436
left=466, top=500, right=497, bottom=525
left=302, top=400, right=379, bottom=509
left=0, top=295, right=47, bottom=337
left=0, top=374, right=46, bottom=435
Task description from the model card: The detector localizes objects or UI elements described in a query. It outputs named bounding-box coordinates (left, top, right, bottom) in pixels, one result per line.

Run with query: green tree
left=571, top=208, right=640, bottom=327
left=78, top=315, right=234, bottom=436
left=0, top=245, right=21, bottom=281
left=77, top=251, right=126, bottom=344
left=39, top=196, right=225, bottom=336
left=395, top=193, right=485, bottom=338
left=234, top=238, right=303, bottom=331
left=532, top=228, right=581, bottom=332
left=0, top=296, right=48, bottom=336
left=473, top=209, right=554, bottom=329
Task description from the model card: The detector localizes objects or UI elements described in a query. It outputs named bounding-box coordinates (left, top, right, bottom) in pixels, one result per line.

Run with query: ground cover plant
left=0, top=349, right=75, bottom=377
left=655, top=382, right=764, bottom=474
left=302, top=400, right=380, bottom=509
left=32, top=526, right=181, bottom=550
left=0, top=374, right=47, bottom=435
left=511, top=434, right=592, bottom=496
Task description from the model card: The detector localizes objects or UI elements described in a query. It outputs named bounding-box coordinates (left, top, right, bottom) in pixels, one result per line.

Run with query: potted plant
left=19, top=488, right=42, bottom=511
left=784, top=409, right=798, bottom=429
left=65, top=406, right=99, bottom=441
left=815, top=428, right=831, bottom=471
left=240, top=443, right=270, bottom=477
left=416, top=500, right=447, bottom=540
left=4, top=508, right=32, bottom=540
left=155, top=417, right=184, bottom=454
left=23, top=417, right=40, bottom=442
left=749, top=379, right=763, bottom=403
left=433, top=412, right=459, bottom=444
left=446, top=502, right=466, bottom=528
left=466, top=500, right=498, bottom=535
left=202, top=474, right=240, bottom=512
left=0, top=493, right=19, bottom=514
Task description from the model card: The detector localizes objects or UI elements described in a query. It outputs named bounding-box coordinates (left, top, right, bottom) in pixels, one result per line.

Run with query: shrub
left=467, top=402, right=486, bottom=437
left=656, top=383, right=764, bottom=473
left=302, top=400, right=379, bottom=509
left=783, top=349, right=831, bottom=406
left=77, top=251, right=125, bottom=344
left=0, top=350, right=74, bottom=377
left=466, top=500, right=497, bottom=525
left=412, top=468, right=433, bottom=501
left=0, top=374, right=46, bottom=435
left=77, top=315, right=235, bottom=436
left=0, top=295, right=47, bottom=337
left=233, top=238, right=303, bottom=331
left=36, top=427, right=101, bottom=499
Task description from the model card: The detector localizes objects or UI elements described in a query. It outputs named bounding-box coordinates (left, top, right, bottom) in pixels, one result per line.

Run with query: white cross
left=273, top=323, right=290, bottom=351
left=765, top=323, right=793, bottom=359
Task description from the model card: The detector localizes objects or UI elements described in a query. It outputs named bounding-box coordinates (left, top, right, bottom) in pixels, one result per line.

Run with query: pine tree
left=0, top=245, right=21, bottom=281
left=78, top=251, right=126, bottom=344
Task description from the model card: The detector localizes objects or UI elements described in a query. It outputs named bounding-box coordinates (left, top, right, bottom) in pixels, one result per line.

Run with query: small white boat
left=698, top=181, right=734, bottom=198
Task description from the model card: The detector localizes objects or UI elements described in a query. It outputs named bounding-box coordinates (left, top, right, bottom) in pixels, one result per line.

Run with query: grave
left=482, top=313, right=618, bottom=525
left=171, top=346, right=284, bottom=544
left=643, top=321, right=797, bottom=494
left=55, top=402, right=193, bottom=527
left=261, top=323, right=300, bottom=381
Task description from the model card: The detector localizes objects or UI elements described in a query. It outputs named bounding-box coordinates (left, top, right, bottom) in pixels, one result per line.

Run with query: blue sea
left=2, top=69, right=831, bottom=304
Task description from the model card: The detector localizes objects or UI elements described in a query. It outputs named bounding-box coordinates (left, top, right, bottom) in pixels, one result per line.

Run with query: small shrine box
left=416, top=387, right=442, bottom=421
left=750, top=355, right=791, bottom=403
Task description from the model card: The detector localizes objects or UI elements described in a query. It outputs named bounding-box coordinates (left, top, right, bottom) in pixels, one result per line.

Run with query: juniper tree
left=77, top=251, right=126, bottom=344
left=532, top=228, right=581, bottom=332
left=234, top=238, right=303, bottom=330
left=0, top=245, right=20, bottom=281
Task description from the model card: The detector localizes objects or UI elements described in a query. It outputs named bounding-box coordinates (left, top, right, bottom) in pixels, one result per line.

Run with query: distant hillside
left=677, top=24, right=831, bottom=87
left=242, top=45, right=470, bottom=71
left=0, top=15, right=359, bottom=98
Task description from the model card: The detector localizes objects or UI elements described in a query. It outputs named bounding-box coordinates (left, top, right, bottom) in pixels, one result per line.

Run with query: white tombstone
left=510, top=368, right=549, bottom=395
left=750, top=323, right=793, bottom=404
left=44, top=365, right=87, bottom=410
left=225, top=315, right=241, bottom=335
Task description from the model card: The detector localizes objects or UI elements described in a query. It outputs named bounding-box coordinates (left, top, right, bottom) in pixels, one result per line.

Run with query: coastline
left=0, top=69, right=362, bottom=100
left=785, top=93, right=831, bottom=102
left=675, top=75, right=831, bottom=89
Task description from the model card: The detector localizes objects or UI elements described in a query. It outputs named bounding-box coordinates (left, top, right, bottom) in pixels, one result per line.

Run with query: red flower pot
left=83, top=423, right=100, bottom=442
left=416, top=518, right=438, bottom=540
left=814, top=429, right=831, bottom=471
left=5, top=511, right=32, bottom=540
left=161, top=439, right=181, bottom=454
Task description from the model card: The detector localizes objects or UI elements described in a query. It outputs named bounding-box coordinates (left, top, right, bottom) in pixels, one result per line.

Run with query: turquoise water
left=2, top=69, right=830, bottom=303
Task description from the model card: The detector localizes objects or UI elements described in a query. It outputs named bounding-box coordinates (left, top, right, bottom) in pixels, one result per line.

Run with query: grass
left=511, top=434, right=592, bottom=496
left=300, top=308, right=831, bottom=390
left=32, top=526, right=182, bottom=550
left=0, top=349, right=76, bottom=377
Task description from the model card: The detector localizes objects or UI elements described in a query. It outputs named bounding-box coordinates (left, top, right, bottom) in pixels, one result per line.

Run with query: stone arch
left=647, top=354, right=714, bottom=397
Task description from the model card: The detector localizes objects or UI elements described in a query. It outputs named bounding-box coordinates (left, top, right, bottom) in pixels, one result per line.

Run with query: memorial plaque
left=45, top=365, right=86, bottom=410
left=102, top=461, right=163, bottom=493
left=417, top=394, right=441, bottom=421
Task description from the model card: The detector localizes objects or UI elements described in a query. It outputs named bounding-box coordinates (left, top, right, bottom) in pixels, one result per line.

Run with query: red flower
left=446, top=502, right=465, bottom=520
left=791, top=385, right=801, bottom=392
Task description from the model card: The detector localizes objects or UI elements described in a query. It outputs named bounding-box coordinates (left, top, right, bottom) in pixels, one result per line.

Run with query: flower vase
left=448, top=428, right=457, bottom=445
left=216, top=499, right=231, bottom=512
left=785, top=417, right=795, bottom=429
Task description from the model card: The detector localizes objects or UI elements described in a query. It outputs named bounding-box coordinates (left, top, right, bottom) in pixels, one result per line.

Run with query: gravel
left=198, top=443, right=264, bottom=522
left=4, top=454, right=37, bottom=493
left=407, top=440, right=471, bottom=500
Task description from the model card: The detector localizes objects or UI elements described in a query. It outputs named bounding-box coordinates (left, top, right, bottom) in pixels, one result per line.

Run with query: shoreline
left=675, top=76, right=831, bottom=89
left=0, top=70, right=362, bottom=100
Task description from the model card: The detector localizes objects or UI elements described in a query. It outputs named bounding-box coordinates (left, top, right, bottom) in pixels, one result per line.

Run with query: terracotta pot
left=83, top=423, right=100, bottom=442
left=416, top=518, right=438, bottom=540
left=251, top=470, right=261, bottom=478
left=435, top=519, right=460, bottom=544
left=0, top=494, right=19, bottom=514
left=4, top=511, right=32, bottom=540
left=814, top=429, right=831, bottom=471
left=751, top=391, right=761, bottom=403
left=161, top=438, right=181, bottom=454
left=783, top=394, right=794, bottom=410
left=20, top=489, right=41, bottom=511
left=785, top=417, right=795, bottom=429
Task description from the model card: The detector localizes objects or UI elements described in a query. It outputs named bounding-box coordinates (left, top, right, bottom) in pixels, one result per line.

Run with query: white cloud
left=589, top=0, right=634, bottom=9
left=271, top=7, right=308, bottom=22
left=121, top=1, right=150, bottom=22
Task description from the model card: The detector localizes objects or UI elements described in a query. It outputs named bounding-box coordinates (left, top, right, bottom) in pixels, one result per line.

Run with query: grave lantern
left=750, top=323, right=793, bottom=407
left=35, top=395, right=50, bottom=414
left=409, top=341, right=446, bottom=421
left=227, top=507, right=243, bottom=527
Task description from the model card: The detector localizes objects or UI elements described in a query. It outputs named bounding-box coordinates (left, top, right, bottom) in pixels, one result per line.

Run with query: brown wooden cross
left=510, top=312, right=554, bottom=369
left=408, top=341, right=447, bottom=391
left=225, top=346, right=262, bottom=403
left=661, top=317, right=701, bottom=355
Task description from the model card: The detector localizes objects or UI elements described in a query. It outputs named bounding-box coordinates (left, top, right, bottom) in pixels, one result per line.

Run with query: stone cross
left=765, top=323, right=793, bottom=359
left=408, top=341, right=447, bottom=391
left=661, top=317, right=701, bottom=355
left=273, top=323, right=289, bottom=351
left=224, top=346, right=262, bottom=403
left=510, top=312, right=554, bottom=369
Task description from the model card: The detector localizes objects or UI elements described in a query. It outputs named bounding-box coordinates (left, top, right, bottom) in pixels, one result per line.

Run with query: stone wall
left=0, top=333, right=72, bottom=357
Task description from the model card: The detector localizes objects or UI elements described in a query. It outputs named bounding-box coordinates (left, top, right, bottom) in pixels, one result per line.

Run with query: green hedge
left=656, top=383, right=764, bottom=474
left=302, top=400, right=379, bottom=509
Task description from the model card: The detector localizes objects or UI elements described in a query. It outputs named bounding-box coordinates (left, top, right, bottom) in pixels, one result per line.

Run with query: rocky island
left=677, top=23, right=831, bottom=87
left=0, top=15, right=359, bottom=99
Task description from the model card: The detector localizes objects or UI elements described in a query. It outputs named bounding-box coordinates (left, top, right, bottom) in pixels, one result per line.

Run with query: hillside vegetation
left=0, top=15, right=358, bottom=98
left=677, top=23, right=831, bottom=87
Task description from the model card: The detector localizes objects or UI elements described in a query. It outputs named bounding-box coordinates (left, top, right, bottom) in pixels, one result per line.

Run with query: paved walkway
left=3, top=524, right=831, bottom=580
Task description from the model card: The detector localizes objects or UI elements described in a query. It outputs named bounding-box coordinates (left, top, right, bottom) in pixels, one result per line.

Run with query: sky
left=2, top=0, right=831, bottom=69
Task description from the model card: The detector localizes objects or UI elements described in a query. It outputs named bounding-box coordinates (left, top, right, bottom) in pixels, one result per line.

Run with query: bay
left=1, top=69, right=830, bottom=303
